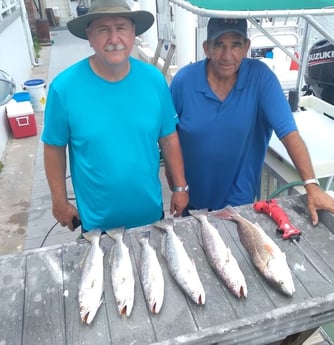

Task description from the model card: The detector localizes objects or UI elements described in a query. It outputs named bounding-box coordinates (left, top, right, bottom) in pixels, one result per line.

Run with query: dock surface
left=1, top=195, right=334, bottom=345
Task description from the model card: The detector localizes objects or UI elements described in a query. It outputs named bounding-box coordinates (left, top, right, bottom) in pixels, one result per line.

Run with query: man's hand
left=170, top=191, right=189, bottom=217
left=305, top=184, right=334, bottom=225
left=52, top=200, right=80, bottom=231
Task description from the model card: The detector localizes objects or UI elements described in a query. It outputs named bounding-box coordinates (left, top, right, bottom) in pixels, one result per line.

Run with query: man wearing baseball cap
left=170, top=17, right=334, bottom=223
left=42, top=0, right=189, bottom=233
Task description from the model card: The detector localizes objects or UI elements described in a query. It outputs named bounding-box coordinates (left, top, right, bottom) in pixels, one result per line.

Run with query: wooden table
left=1, top=195, right=334, bottom=345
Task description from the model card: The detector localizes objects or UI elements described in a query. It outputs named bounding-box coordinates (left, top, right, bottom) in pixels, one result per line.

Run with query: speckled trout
left=136, top=232, right=165, bottom=314
left=154, top=219, right=205, bottom=305
left=189, top=209, right=247, bottom=298
left=78, top=230, right=104, bottom=324
left=107, top=228, right=135, bottom=317
left=216, top=206, right=295, bottom=297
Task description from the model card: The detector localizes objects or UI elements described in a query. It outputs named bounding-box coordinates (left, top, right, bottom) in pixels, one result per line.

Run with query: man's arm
left=281, top=131, right=334, bottom=225
left=44, top=143, right=79, bottom=230
left=159, top=132, right=188, bottom=216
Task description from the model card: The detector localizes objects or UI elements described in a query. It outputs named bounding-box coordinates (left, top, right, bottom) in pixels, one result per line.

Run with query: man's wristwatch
left=303, top=178, right=320, bottom=187
left=173, top=185, right=189, bottom=192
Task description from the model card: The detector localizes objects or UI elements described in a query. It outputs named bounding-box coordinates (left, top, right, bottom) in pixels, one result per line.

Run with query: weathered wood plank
left=103, top=231, right=158, bottom=345
left=1, top=195, right=334, bottom=345
left=62, top=241, right=111, bottom=345
left=151, top=292, right=334, bottom=345
left=129, top=225, right=199, bottom=342
left=0, top=254, right=25, bottom=345
left=22, top=248, right=66, bottom=345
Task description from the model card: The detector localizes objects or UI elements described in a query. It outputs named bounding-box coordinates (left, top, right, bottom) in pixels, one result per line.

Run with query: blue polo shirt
left=170, top=58, right=297, bottom=209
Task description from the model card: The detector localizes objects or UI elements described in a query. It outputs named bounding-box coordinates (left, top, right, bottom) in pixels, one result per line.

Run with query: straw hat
left=67, top=0, right=155, bottom=40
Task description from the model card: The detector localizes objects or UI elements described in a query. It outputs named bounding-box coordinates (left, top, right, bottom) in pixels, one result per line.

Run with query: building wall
left=45, top=0, right=72, bottom=26
left=24, top=0, right=40, bottom=33
left=0, top=1, right=36, bottom=159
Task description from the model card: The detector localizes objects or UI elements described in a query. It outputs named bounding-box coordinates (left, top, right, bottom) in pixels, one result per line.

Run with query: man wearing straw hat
left=42, top=0, right=189, bottom=232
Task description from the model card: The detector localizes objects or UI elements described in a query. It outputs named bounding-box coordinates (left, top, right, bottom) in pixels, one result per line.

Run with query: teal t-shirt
left=42, top=57, right=177, bottom=230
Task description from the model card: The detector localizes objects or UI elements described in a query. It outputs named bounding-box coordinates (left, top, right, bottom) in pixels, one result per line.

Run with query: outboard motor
left=304, top=39, right=334, bottom=105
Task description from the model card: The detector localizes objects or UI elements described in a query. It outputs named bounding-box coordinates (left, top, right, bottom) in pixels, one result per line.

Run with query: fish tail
left=82, top=229, right=102, bottom=243
left=135, top=230, right=150, bottom=245
left=215, top=205, right=237, bottom=220
left=153, top=218, right=174, bottom=232
left=188, top=208, right=209, bottom=220
left=106, top=227, right=125, bottom=241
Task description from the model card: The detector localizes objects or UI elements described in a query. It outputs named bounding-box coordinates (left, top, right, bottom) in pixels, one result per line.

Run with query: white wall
left=137, top=0, right=158, bottom=52
left=0, top=15, right=35, bottom=158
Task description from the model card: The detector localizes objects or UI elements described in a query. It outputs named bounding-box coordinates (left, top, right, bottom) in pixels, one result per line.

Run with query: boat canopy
left=169, top=0, right=334, bottom=17
left=168, top=0, right=334, bottom=99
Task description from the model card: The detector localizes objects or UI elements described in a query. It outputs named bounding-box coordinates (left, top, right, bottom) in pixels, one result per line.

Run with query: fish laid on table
left=154, top=219, right=206, bottom=305
left=78, top=230, right=104, bottom=325
left=136, top=231, right=165, bottom=314
left=107, top=228, right=135, bottom=317
left=189, top=209, right=248, bottom=298
left=216, top=206, right=295, bottom=297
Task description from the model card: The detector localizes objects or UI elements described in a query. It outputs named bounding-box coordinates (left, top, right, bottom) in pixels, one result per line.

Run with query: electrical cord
left=40, top=216, right=82, bottom=248
left=40, top=175, right=80, bottom=247
left=40, top=221, right=59, bottom=247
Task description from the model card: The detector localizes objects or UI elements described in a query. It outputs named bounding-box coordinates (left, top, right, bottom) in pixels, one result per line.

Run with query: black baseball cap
left=207, top=18, right=248, bottom=41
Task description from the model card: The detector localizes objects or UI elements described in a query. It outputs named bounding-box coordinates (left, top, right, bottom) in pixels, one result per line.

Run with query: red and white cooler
left=6, top=101, right=37, bottom=138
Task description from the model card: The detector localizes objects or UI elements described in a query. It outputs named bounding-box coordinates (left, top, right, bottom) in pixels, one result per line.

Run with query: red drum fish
left=216, top=206, right=295, bottom=297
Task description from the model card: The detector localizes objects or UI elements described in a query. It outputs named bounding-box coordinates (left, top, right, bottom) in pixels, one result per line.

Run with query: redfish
left=216, top=206, right=295, bottom=297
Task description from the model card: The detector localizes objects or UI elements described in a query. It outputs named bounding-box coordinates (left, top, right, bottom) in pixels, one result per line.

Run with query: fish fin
left=196, top=231, right=203, bottom=249
left=79, top=247, right=89, bottom=270
left=225, top=247, right=231, bottom=262
left=214, top=205, right=237, bottom=220
left=263, top=243, right=275, bottom=255
left=254, top=223, right=278, bottom=256
left=254, top=222, right=266, bottom=233
left=106, top=227, right=125, bottom=241
left=160, top=234, right=166, bottom=257
left=191, top=258, right=198, bottom=269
